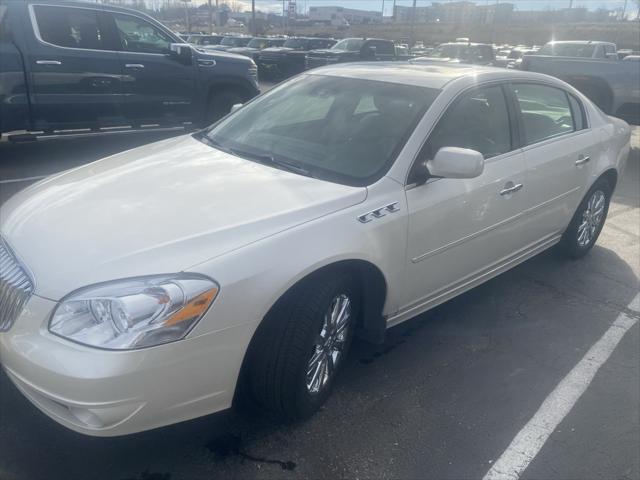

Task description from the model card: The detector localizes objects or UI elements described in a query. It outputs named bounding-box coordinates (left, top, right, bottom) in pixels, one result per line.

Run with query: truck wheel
left=559, top=178, right=611, bottom=259
left=204, top=89, right=245, bottom=125
left=247, top=271, right=359, bottom=420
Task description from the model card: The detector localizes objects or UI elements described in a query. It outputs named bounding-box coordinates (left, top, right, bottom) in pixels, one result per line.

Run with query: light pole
left=252, top=0, right=256, bottom=36
left=410, top=0, right=417, bottom=46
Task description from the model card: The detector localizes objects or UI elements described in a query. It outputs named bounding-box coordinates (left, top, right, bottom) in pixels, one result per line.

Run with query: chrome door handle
left=36, top=60, right=62, bottom=65
left=575, top=155, right=591, bottom=166
left=500, top=183, right=524, bottom=196
left=125, top=63, right=145, bottom=69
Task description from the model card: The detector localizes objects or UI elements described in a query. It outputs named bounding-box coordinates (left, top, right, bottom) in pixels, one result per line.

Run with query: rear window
left=33, top=5, right=108, bottom=50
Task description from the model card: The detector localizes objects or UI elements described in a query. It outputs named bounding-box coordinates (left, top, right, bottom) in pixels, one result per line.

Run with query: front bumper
left=0, top=295, right=255, bottom=436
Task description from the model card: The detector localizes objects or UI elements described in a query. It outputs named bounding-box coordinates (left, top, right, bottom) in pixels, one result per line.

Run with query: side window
left=0, top=6, right=11, bottom=43
left=112, top=13, right=173, bottom=54
left=567, top=94, right=587, bottom=131
left=512, top=84, right=575, bottom=145
left=34, top=6, right=106, bottom=50
left=370, top=40, right=395, bottom=55
left=422, top=85, right=512, bottom=161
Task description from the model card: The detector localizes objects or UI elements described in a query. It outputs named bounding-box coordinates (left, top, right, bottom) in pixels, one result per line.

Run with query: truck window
left=368, top=40, right=394, bottom=55
left=33, top=5, right=106, bottom=50
left=112, top=13, right=173, bottom=55
left=0, top=5, right=11, bottom=43
left=511, top=84, right=575, bottom=145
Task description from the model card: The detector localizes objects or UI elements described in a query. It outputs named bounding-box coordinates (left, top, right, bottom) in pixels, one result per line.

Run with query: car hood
left=308, top=49, right=343, bottom=55
left=227, top=47, right=258, bottom=54
left=261, top=47, right=294, bottom=54
left=0, top=135, right=367, bottom=300
left=196, top=48, right=252, bottom=63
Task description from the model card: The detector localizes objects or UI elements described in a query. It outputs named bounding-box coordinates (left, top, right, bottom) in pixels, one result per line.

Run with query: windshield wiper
left=196, top=135, right=314, bottom=178
left=230, top=149, right=314, bottom=178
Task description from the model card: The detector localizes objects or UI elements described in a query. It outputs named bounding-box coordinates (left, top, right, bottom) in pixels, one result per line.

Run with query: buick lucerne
left=0, top=64, right=631, bottom=436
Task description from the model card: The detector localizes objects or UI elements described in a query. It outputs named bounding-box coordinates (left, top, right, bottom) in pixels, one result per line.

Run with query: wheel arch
left=232, top=259, right=388, bottom=405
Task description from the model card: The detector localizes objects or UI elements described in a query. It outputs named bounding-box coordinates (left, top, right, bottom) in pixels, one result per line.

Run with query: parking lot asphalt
left=0, top=127, right=638, bottom=480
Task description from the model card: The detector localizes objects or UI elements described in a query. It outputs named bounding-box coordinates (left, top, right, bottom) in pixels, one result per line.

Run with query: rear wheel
left=559, top=178, right=611, bottom=258
left=246, top=271, right=359, bottom=420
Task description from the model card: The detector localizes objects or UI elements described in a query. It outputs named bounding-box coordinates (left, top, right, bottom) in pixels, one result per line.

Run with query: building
left=393, top=2, right=513, bottom=25
left=473, top=3, right=514, bottom=24
left=308, top=6, right=382, bottom=25
left=393, top=5, right=434, bottom=23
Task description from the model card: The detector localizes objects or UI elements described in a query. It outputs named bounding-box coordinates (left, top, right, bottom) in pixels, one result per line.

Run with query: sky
left=203, top=0, right=635, bottom=15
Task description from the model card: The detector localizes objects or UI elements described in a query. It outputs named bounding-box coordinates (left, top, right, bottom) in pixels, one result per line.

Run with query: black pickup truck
left=0, top=0, right=260, bottom=139
left=306, top=38, right=400, bottom=69
left=256, top=37, right=336, bottom=80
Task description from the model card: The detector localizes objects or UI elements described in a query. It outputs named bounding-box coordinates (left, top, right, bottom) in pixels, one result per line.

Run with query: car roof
left=545, top=40, right=615, bottom=46
left=308, top=62, right=560, bottom=90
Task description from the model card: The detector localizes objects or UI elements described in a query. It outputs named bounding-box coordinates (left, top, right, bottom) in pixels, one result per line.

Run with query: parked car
left=204, top=35, right=252, bottom=52
left=227, top=37, right=286, bottom=61
left=257, top=37, right=336, bottom=79
left=412, top=42, right=495, bottom=65
left=494, top=47, right=536, bottom=68
left=0, top=63, right=630, bottom=436
left=306, top=38, right=399, bottom=69
left=186, top=34, right=224, bottom=46
left=521, top=41, right=640, bottom=124
left=0, top=1, right=260, bottom=139
left=536, top=40, right=618, bottom=59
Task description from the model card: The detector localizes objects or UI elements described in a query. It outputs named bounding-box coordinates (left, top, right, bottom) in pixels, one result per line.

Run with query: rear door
left=107, top=10, right=197, bottom=125
left=26, top=3, right=125, bottom=130
left=509, top=83, right=593, bottom=241
left=402, top=84, right=529, bottom=312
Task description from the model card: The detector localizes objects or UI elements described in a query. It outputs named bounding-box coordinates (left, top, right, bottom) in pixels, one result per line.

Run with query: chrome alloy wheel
left=577, top=190, right=606, bottom=248
left=306, top=294, right=352, bottom=394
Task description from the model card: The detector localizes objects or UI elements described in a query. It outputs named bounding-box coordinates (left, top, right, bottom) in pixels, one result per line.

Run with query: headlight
left=49, top=274, right=218, bottom=350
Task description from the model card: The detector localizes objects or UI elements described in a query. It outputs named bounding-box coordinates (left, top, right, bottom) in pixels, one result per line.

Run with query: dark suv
left=412, top=42, right=495, bottom=66
left=257, top=37, right=336, bottom=79
left=0, top=0, right=260, bottom=137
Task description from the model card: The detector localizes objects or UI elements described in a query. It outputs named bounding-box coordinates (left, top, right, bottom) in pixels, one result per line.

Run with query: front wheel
left=204, top=89, right=245, bottom=125
left=246, top=272, right=359, bottom=420
left=559, top=178, right=611, bottom=259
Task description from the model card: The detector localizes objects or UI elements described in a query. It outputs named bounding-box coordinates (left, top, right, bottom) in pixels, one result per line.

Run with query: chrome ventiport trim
left=0, top=237, right=35, bottom=332
left=358, top=202, right=400, bottom=223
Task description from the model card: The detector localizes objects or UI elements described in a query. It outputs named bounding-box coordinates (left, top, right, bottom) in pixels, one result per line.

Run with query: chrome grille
left=0, top=238, right=34, bottom=332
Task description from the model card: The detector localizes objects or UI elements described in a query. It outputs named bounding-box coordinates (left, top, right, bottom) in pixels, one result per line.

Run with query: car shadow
left=1, top=240, right=637, bottom=480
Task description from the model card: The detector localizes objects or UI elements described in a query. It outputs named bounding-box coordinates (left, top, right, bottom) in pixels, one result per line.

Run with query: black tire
left=246, top=271, right=359, bottom=420
left=559, top=178, right=611, bottom=259
left=204, top=89, right=245, bottom=125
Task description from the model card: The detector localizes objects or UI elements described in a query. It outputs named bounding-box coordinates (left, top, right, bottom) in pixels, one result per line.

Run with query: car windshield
left=247, top=38, right=268, bottom=48
left=332, top=39, right=365, bottom=51
left=539, top=43, right=596, bottom=57
left=283, top=38, right=306, bottom=49
left=201, top=75, right=439, bottom=186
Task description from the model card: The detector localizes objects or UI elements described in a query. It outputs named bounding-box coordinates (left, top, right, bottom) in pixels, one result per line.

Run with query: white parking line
left=0, top=175, right=48, bottom=185
left=484, top=294, right=640, bottom=480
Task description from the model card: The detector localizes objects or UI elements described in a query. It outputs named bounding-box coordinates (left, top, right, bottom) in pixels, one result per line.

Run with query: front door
left=107, top=11, right=197, bottom=126
left=401, top=84, right=528, bottom=313
left=26, top=3, right=126, bottom=130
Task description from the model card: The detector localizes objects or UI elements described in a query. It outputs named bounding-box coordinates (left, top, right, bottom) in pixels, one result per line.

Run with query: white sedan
left=0, top=64, right=631, bottom=436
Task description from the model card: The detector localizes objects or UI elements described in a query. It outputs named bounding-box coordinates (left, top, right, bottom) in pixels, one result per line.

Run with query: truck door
left=106, top=10, right=197, bottom=126
left=26, top=4, right=126, bottom=130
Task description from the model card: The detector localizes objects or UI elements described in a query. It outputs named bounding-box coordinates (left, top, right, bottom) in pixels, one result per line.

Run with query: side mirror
left=169, top=43, right=193, bottom=61
left=605, top=52, right=618, bottom=60
left=230, top=103, right=243, bottom=113
left=426, top=147, right=484, bottom=179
